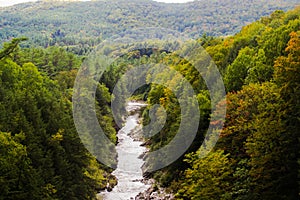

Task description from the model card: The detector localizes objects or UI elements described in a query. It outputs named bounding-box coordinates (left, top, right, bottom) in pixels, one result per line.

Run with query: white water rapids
left=100, top=102, right=150, bottom=200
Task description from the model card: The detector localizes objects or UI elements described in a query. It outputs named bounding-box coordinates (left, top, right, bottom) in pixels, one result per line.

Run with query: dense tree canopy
left=138, top=7, right=300, bottom=200
left=0, top=0, right=298, bottom=54
left=0, top=3, right=299, bottom=200
left=0, top=40, right=117, bottom=199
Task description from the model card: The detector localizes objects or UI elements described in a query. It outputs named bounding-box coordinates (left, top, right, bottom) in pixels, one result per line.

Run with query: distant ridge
left=0, top=0, right=298, bottom=48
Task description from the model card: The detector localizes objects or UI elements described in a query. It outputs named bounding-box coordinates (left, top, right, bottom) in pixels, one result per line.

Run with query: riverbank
left=99, top=102, right=150, bottom=199
left=99, top=101, right=174, bottom=200
left=136, top=178, right=175, bottom=200
left=128, top=103, right=175, bottom=200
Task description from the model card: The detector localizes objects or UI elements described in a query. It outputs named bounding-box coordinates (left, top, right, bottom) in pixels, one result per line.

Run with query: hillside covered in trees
left=0, top=39, right=119, bottom=199
left=0, top=0, right=299, bottom=53
left=0, top=1, right=299, bottom=200
left=138, top=7, right=300, bottom=200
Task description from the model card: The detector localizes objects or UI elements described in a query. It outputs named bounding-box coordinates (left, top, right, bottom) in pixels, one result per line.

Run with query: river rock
left=135, top=179, right=174, bottom=200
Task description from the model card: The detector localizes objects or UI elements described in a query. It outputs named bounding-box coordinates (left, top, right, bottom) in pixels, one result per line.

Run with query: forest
left=0, top=0, right=299, bottom=53
left=0, top=1, right=299, bottom=200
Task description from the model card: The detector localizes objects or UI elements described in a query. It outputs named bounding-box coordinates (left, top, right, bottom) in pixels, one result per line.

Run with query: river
left=100, top=102, right=150, bottom=200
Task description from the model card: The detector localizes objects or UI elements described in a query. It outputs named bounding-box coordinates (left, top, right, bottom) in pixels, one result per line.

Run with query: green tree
left=177, top=150, right=233, bottom=200
left=0, top=132, right=39, bottom=200
left=224, top=47, right=255, bottom=92
left=245, top=49, right=273, bottom=84
left=273, top=31, right=300, bottom=198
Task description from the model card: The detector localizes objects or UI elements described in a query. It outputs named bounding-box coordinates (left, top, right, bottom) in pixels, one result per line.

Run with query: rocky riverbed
left=99, top=101, right=174, bottom=200
left=135, top=178, right=175, bottom=200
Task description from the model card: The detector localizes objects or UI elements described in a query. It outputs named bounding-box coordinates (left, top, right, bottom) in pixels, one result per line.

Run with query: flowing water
left=100, top=102, right=150, bottom=200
